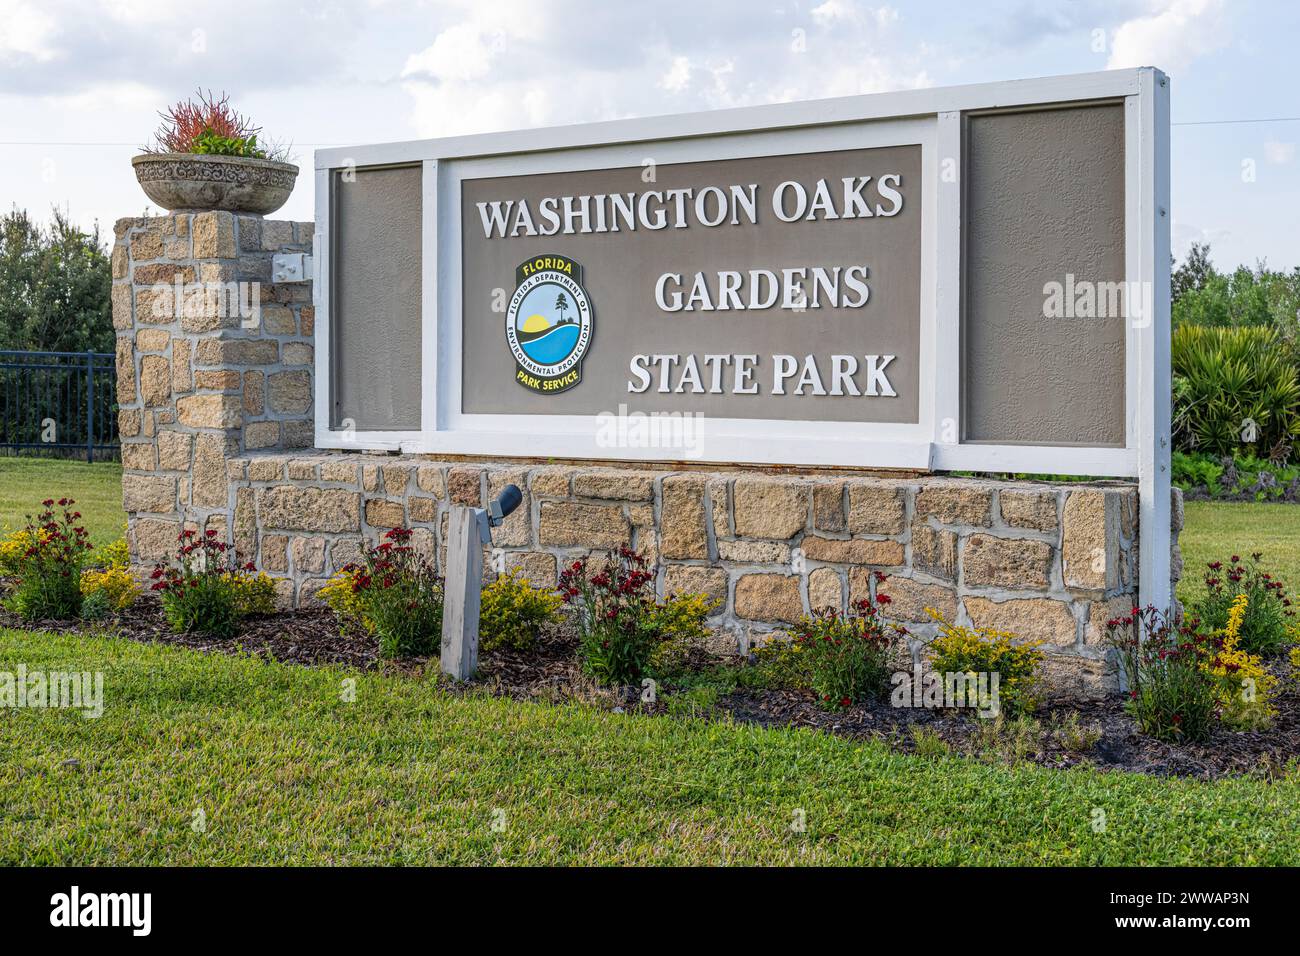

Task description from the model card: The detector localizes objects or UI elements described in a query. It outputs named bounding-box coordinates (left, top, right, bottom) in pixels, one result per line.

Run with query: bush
left=1194, top=552, right=1298, bottom=655
left=0, top=527, right=45, bottom=577
left=79, top=566, right=140, bottom=612
left=231, top=570, right=277, bottom=617
left=92, top=537, right=131, bottom=571
left=1105, top=607, right=1219, bottom=743
left=79, top=587, right=113, bottom=622
left=559, top=548, right=660, bottom=685
left=150, top=530, right=267, bottom=639
left=1171, top=325, right=1300, bottom=458
left=4, top=498, right=93, bottom=620
left=479, top=569, right=563, bottom=652
left=645, top=592, right=721, bottom=676
left=1205, top=594, right=1278, bottom=730
left=786, top=584, right=903, bottom=710
left=1174, top=449, right=1300, bottom=500
left=318, top=565, right=376, bottom=635
left=924, top=609, right=1044, bottom=718
left=338, top=529, right=443, bottom=659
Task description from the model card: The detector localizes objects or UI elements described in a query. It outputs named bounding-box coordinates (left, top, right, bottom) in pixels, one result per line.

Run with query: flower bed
left=3, top=590, right=1297, bottom=781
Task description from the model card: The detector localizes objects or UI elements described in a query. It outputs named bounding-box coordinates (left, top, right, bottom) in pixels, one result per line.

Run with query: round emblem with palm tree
left=505, top=254, right=594, bottom=394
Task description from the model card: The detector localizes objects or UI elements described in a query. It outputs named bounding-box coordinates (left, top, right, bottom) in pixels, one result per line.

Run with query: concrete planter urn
left=132, top=153, right=298, bottom=216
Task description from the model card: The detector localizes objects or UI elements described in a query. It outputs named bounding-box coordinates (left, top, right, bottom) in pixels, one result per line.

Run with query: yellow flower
left=1204, top=594, right=1277, bottom=729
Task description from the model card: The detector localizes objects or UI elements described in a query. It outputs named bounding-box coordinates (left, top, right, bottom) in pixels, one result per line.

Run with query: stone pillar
left=112, top=212, right=315, bottom=569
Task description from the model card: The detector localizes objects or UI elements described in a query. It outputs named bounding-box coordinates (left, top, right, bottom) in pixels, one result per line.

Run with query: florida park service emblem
left=506, top=254, right=593, bottom=394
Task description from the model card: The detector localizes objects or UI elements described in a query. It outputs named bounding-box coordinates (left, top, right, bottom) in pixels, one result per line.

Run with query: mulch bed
left=4, top=598, right=1298, bottom=781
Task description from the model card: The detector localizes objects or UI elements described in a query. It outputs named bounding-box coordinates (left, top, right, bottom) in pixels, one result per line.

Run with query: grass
left=1178, top=501, right=1300, bottom=606
left=1, top=627, right=1298, bottom=866
left=0, top=458, right=124, bottom=547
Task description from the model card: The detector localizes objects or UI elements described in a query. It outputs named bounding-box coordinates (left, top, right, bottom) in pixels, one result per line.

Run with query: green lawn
left=0, top=458, right=124, bottom=547
left=1178, top=500, right=1300, bottom=606
left=1, top=627, right=1297, bottom=866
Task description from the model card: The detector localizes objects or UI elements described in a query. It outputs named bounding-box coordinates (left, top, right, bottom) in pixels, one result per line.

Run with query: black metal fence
left=0, top=350, right=118, bottom=462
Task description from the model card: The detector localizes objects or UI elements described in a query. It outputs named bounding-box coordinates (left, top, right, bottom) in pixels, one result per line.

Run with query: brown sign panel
left=460, top=146, right=922, bottom=423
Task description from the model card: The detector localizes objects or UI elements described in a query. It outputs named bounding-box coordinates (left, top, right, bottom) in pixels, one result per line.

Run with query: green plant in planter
left=145, top=89, right=288, bottom=161
left=192, top=127, right=265, bottom=158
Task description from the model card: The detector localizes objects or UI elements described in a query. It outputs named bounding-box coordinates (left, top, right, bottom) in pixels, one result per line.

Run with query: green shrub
left=79, top=565, right=140, bottom=612
left=559, top=548, right=660, bottom=685
left=151, top=529, right=274, bottom=639
left=645, top=592, right=721, bottom=676
left=1171, top=325, right=1300, bottom=458
left=4, top=498, right=93, bottom=621
left=79, top=587, right=113, bottom=622
left=1194, top=552, right=1298, bottom=655
left=345, top=529, right=443, bottom=659
left=1174, top=449, right=1300, bottom=499
left=231, top=571, right=277, bottom=617
left=318, top=566, right=375, bottom=635
left=479, top=568, right=563, bottom=652
left=925, top=609, right=1044, bottom=718
left=785, top=583, right=902, bottom=710
left=91, top=537, right=131, bottom=570
left=741, top=636, right=811, bottom=691
left=1105, top=607, right=1218, bottom=743
left=559, top=548, right=721, bottom=686
left=1172, top=450, right=1227, bottom=494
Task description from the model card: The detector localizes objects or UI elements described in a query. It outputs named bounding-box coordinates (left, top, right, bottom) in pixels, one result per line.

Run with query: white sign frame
left=315, top=67, right=1171, bottom=610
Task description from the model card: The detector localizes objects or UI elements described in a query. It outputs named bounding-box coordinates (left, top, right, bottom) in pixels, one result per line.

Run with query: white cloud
left=1264, top=141, right=1296, bottom=165
left=0, top=0, right=58, bottom=63
left=1106, top=0, right=1230, bottom=72
left=402, top=22, right=504, bottom=83
left=659, top=56, right=691, bottom=93
left=399, top=0, right=929, bottom=138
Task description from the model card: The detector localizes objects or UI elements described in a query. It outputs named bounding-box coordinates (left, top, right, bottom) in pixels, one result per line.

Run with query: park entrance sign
left=314, top=67, right=1171, bottom=611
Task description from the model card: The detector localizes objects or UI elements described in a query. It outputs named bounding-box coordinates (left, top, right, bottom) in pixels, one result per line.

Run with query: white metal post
left=1136, top=68, right=1173, bottom=614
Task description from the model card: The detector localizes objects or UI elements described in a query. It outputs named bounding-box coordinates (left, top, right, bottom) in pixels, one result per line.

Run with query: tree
left=1170, top=242, right=1300, bottom=336
left=555, top=291, right=569, bottom=324
left=1172, top=241, right=1214, bottom=304
left=0, top=208, right=113, bottom=354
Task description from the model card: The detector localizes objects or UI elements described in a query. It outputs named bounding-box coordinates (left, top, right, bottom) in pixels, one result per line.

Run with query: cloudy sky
left=1, top=0, right=1295, bottom=270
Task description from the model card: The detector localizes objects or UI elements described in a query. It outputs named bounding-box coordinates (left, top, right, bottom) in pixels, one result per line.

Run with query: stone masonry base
left=129, top=449, right=1183, bottom=700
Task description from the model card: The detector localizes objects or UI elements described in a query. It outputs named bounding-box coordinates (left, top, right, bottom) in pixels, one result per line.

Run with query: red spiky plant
left=145, top=89, right=285, bottom=160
